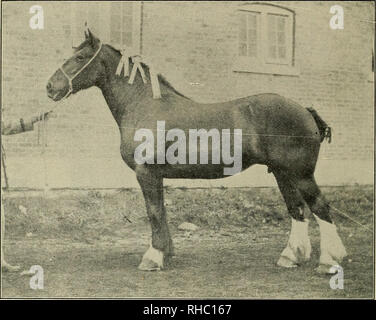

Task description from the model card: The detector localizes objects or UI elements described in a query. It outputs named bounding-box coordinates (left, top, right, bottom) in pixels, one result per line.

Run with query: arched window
left=234, top=3, right=298, bottom=76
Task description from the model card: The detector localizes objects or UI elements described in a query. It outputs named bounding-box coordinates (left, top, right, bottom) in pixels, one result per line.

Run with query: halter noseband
left=59, top=42, right=103, bottom=99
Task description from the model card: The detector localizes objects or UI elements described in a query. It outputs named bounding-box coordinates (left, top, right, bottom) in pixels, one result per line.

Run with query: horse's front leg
left=136, top=165, right=173, bottom=271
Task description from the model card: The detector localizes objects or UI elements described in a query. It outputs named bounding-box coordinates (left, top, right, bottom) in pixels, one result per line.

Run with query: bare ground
left=1, top=185, right=373, bottom=298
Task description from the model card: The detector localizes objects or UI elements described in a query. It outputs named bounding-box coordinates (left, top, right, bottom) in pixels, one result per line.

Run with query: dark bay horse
left=47, top=30, right=347, bottom=274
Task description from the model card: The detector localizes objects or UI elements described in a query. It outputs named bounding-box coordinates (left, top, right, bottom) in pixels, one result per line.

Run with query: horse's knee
left=135, top=164, right=152, bottom=180
left=295, top=177, right=332, bottom=223
left=287, top=205, right=305, bottom=221
left=310, top=195, right=332, bottom=223
left=296, top=177, right=320, bottom=205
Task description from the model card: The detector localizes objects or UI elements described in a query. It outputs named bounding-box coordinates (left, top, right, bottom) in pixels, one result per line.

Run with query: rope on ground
left=328, top=204, right=373, bottom=232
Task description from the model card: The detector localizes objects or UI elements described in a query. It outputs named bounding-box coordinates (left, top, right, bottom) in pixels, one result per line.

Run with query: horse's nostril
left=46, top=82, right=52, bottom=90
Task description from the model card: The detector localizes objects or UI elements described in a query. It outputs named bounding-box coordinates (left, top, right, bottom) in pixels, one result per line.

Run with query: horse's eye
left=76, top=55, right=84, bottom=61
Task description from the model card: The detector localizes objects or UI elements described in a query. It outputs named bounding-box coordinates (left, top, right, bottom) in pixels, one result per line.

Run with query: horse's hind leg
left=136, top=165, right=173, bottom=271
left=296, top=175, right=347, bottom=274
left=273, top=170, right=311, bottom=268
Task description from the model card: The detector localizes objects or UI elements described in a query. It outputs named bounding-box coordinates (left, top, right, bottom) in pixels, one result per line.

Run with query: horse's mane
left=106, top=44, right=188, bottom=99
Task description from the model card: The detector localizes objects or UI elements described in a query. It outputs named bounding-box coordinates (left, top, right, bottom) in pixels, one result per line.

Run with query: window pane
left=110, top=3, right=121, bottom=45
left=122, top=31, right=132, bottom=47
left=122, top=15, right=133, bottom=32
left=110, top=14, right=121, bottom=30
left=277, top=16, right=286, bottom=30
left=269, top=45, right=277, bottom=59
left=239, top=14, right=247, bottom=42
left=122, top=1, right=133, bottom=33
left=111, top=31, right=121, bottom=45
left=248, top=29, right=257, bottom=41
left=122, top=1, right=133, bottom=13
left=268, top=14, right=288, bottom=61
left=277, top=32, right=285, bottom=45
left=239, top=42, right=247, bottom=56
left=248, top=45, right=257, bottom=58
left=267, top=14, right=275, bottom=32
left=268, top=29, right=276, bottom=42
left=239, top=11, right=259, bottom=58
left=109, top=2, right=134, bottom=48
left=247, top=14, right=257, bottom=29
left=88, top=6, right=100, bottom=37
left=247, top=13, right=258, bottom=57
left=111, top=2, right=121, bottom=15
left=267, top=15, right=276, bottom=59
left=110, top=5, right=121, bottom=45
left=278, top=46, right=286, bottom=59
left=247, top=29, right=257, bottom=57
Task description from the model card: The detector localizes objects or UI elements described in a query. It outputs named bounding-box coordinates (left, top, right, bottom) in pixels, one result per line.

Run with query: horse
left=46, top=29, right=347, bottom=274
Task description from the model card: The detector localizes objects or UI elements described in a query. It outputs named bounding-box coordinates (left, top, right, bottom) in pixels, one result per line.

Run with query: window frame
left=238, top=10, right=262, bottom=61
left=265, top=12, right=292, bottom=65
left=109, top=2, right=141, bottom=52
left=233, top=3, right=299, bottom=76
left=369, top=41, right=374, bottom=83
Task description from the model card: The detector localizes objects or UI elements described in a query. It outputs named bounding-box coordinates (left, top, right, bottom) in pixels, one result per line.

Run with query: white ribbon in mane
left=115, top=47, right=161, bottom=99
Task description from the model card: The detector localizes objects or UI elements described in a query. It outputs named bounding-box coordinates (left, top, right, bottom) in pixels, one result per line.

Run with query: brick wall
left=142, top=1, right=374, bottom=161
left=1, top=1, right=374, bottom=189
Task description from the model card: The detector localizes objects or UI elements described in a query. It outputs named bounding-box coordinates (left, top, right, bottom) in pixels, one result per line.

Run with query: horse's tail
left=306, top=107, right=332, bottom=143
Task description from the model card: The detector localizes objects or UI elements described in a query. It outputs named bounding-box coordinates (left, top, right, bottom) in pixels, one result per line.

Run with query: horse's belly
left=150, top=162, right=257, bottom=179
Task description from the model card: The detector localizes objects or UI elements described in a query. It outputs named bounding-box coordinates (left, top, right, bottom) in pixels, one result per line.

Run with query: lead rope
left=37, top=109, right=48, bottom=194
left=35, top=41, right=103, bottom=194
left=1, top=142, right=9, bottom=189
left=41, top=111, right=49, bottom=194
left=37, top=97, right=67, bottom=194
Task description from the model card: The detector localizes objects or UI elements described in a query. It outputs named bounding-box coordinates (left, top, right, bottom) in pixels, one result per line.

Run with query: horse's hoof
left=277, top=256, right=298, bottom=268
left=138, top=245, right=164, bottom=271
left=315, top=264, right=340, bottom=275
left=138, top=258, right=161, bottom=271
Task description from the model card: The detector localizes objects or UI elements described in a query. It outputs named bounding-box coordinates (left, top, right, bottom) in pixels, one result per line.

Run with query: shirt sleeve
left=1, top=118, right=34, bottom=135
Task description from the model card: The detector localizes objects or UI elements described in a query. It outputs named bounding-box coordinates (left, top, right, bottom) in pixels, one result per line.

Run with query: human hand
left=32, top=111, right=52, bottom=123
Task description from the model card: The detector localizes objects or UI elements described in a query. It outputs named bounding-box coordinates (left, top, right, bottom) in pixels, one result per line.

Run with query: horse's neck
left=100, top=75, right=141, bottom=125
left=98, top=48, right=155, bottom=125
left=98, top=46, right=192, bottom=127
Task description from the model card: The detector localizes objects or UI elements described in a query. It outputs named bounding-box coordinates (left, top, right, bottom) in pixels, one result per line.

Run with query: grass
left=1, top=185, right=374, bottom=298
left=4, top=185, right=373, bottom=240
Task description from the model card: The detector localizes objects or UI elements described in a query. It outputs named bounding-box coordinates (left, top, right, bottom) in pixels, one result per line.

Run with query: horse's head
left=46, top=29, right=105, bottom=101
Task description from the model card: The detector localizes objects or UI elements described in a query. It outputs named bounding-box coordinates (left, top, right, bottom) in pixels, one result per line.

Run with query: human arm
left=1, top=112, right=50, bottom=136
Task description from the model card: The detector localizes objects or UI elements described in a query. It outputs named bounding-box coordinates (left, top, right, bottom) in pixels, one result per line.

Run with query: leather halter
left=58, top=42, right=103, bottom=99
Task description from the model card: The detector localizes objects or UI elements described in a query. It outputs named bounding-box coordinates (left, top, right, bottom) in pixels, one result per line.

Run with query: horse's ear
left=86, top=28, right=100, bottom=48
left=84, top=21, right=89, bottom=39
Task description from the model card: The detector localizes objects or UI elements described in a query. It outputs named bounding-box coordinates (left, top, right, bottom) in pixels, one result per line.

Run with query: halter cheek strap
left=58, top=67, right=73, bottom=99
left=59, top=42, right=103, bottom=99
